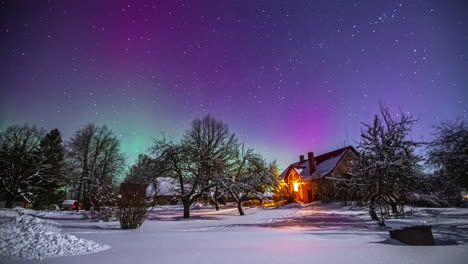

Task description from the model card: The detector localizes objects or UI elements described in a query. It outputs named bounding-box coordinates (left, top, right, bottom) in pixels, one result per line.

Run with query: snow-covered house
left=280, top=146, right=358, bottom=203
left=146, top=177, right=178, bottom=205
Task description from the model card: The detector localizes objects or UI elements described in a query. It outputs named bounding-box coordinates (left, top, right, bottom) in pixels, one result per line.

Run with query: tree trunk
left=237, top=200, right=244, bottom=216
left=209, top=196, right=219, bottom=211
left=183, top=201, right=190, bottom=219
left=369, top=179, right=383, bottom=225
left=390, top=203, right=398, bottom=215
left=368, top=201, right=379, bottom=222
left=4, top=195, right=15, bottom=209
left=369, top=193, right=380, bottom=222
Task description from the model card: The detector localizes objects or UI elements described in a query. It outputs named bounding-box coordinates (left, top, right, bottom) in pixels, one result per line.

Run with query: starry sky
left=1, top=0, right=467, bottom=169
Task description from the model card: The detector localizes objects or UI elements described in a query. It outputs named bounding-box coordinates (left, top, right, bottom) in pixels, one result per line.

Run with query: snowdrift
left=0, top=209, right=109, bottom=260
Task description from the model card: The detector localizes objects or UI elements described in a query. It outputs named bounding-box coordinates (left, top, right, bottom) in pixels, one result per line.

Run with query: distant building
left=146, top=177, right=178, bottom=205
left=280, top=146, right=358, bottom=203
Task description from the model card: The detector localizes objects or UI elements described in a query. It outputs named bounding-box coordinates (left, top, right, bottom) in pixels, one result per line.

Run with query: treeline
left=0, top=115, right=278, bottom=218
left=328, top=104, right=468, bottom=225
left=124, top=115, right=278, bottom=218
left=0, top=123, right=125, bottom=210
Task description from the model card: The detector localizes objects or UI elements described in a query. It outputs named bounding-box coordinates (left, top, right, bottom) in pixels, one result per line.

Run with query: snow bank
left=0, top=210, right=109, bottom=260
left=2, top=207, right=86, bottom=220
left=384, top=219, right=430, bottom=231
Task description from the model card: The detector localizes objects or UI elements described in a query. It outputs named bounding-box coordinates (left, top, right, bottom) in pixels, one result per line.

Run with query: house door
left=307, top=190, right=313, bottom=203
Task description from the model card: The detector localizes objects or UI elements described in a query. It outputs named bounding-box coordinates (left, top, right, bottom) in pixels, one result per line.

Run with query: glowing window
left=293, top=182, right=299, bottom=192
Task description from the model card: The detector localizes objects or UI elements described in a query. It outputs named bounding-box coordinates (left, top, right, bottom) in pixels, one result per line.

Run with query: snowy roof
left=280, top=146, right=357, bottom=180
left=146, top=177, right=178, bottom=197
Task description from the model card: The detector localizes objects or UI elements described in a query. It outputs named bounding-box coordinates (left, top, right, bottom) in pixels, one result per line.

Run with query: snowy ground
left=0, top=208, right=109, bottom=260
left=1, top=203, right=467, bottom=264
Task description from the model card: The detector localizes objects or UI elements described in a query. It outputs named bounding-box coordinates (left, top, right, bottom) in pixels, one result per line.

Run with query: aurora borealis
left=1, top=0, right=467, bottom=168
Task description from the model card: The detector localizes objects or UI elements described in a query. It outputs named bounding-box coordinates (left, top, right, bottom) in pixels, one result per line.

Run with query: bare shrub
left=118, top=183, right=148, bottom=229
left=118, top=204, right=148, bottom=229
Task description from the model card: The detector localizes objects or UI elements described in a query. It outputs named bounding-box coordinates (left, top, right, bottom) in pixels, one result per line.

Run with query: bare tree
left=222, top=145, right=276, bottom=215
left=183, top=115, right=238, bottom=210
left=67, top=123, right=125, bottom=210
left=151, top=139, right=195, bottom=218
left=0, top=124, right=48, bottom=208
left=152, top=115, right=238, bottom=218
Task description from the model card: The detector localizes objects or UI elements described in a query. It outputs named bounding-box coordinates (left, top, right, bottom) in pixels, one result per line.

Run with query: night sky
left=1, top=0, right=467, bottom=168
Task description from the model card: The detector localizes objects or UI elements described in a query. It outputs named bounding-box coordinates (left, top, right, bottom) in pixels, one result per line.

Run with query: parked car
left=62, top=200, right=82, bottom=210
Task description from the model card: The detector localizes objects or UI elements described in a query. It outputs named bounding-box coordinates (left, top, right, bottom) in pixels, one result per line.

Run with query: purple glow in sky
left=1, top=0, right=467, bottom=168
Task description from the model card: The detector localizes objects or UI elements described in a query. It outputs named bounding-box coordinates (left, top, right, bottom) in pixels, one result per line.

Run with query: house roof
left=146, top=177, right=178, bottom=197
left=280, top=146, right=357, bottom=181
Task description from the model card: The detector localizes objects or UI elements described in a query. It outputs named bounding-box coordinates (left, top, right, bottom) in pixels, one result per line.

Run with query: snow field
left=1, top=204, right=468, bottom=264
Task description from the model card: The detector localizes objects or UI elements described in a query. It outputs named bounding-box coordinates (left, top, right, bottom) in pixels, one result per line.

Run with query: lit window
left=293, top=182, right=299, bottom=192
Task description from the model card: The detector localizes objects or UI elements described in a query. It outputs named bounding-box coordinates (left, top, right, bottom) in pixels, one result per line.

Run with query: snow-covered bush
left=406, top=174, right=464, bottom=207
left=407, top=193, right=445, bottom=207
left=427, top=120, right=468, bottom=192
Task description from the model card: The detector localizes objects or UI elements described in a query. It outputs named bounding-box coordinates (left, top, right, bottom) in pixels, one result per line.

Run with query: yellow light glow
left=293, top=182, right=299, bottom=192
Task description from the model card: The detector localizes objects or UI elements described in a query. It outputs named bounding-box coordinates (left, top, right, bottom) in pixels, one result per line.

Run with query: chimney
left=299, top=155, right=305, bottom=163
left=308, top=152, right=316, bottom=175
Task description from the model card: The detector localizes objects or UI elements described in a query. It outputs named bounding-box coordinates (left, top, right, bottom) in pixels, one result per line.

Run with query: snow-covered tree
left=427, top=120, right=468, bottom=191
left=66, top=123, right=125, bottom=210
left=0, top=124, right=47, bottom=208
left=221, top=145, right=276, bottom=215
left=345, top=104, right=423, bottom=225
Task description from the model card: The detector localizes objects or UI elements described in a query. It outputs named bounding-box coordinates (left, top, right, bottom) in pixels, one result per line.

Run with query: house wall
left=313, top=177, right=335, bottom=201
left=154, top=195, right=177, bottom=205
left=331, top=150, right=356, bottom=178
left=317, top=150, right=357, bottom=201
left=302, top=181, right=314, bottom=203
left=286, top=169, right=315, bottom=203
